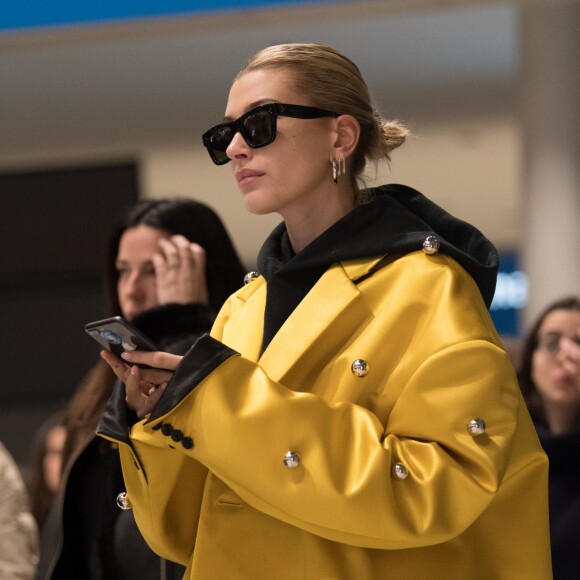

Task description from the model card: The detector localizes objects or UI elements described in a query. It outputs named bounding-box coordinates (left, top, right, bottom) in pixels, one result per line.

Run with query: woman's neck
left=544, top=401, right=579, bottom=435
left=284, top=186, right=356, bottom=253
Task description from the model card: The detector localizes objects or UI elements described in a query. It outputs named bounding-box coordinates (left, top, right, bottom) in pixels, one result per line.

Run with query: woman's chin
left=242, top=194, right=276, bottom=216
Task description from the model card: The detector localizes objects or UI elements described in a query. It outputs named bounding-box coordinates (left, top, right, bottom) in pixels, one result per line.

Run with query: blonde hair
left=236, top=43, right=409, bottom=197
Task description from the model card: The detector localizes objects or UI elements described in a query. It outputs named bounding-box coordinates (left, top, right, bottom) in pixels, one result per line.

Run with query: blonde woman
left=99, top=44, right=551, bottom=578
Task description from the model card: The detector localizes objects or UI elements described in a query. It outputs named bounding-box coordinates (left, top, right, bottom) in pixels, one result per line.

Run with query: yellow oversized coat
left=99, top=251, right=552, bottom=579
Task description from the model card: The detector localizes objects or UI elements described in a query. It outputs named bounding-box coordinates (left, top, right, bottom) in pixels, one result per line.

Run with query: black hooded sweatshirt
left=258, top=184, right=499, bottom=353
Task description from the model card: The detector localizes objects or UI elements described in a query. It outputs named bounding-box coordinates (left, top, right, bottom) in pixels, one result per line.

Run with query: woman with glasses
left=98, top=43, right=551, bottom=578
left=518, top=296, right=580, bottom=579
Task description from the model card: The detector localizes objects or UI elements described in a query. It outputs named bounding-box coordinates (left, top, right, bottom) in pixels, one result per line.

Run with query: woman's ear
left=331, top=114, right=360, bottom=160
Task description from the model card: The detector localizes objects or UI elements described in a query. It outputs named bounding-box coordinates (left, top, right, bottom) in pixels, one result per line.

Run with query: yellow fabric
left=104, top=251, right=552, bottom=579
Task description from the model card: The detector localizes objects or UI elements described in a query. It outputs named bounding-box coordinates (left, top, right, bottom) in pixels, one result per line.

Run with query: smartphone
left=84, top=316, right=159, bottom=361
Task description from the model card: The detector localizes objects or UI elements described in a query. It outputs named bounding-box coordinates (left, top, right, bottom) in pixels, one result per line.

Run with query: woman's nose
left=123, top=272, right=143, bottom=297
left=226, top=131, right=250, bottom=161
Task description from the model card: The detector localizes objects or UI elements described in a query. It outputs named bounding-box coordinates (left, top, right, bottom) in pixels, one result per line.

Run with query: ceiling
left=0, top=1, right=520, bottom=158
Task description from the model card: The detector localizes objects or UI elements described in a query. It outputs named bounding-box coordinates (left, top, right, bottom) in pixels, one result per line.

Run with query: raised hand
left=153, top=235, right=208, bottom=306
left=558, top=329, right=580, bottom=388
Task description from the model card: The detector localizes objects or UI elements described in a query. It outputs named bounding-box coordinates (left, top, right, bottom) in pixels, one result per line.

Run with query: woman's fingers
left=154, top=236, right=209, bottom=305
left=100, top=349, right=179, bottom=417
left=100, top=350, right=130, bottom=381
left=101, top=350, right=179, bottom=387
left=123, top=364, right=171, bottom=417
left=558, top=335, right=580, bottom=381
left=158, top=236, right=183, bottom=268
left=157, top=235, right=195, bottom=273
left=147, top=382, right=167, bottom=400
left=120, top=350, right=182, bottom=370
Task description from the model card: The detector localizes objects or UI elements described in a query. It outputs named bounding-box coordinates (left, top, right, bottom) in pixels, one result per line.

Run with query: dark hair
left=104, top=198, right=245, bottom=315
left=517, top=296, right=580, bottom=426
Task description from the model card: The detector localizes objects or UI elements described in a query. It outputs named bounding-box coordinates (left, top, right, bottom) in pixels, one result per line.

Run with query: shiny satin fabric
left=101, top=251, right=552, bottom=579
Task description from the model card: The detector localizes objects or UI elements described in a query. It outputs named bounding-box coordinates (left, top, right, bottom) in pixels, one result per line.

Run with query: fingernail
left=121, top=351, right=132, bottom=360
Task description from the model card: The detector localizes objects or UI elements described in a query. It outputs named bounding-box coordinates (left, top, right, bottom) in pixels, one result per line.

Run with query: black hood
left=257, top=184, right=499, bottom=352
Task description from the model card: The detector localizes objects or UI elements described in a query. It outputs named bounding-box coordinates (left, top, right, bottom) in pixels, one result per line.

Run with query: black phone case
left=84, top=316, right=159, bottom=359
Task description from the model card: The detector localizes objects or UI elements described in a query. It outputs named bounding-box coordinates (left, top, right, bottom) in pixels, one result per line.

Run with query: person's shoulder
left=400, top=251, right=486, bottom=301
left=0, top=441, right=18, bottom=472
left=0, top=441, right=28, bottom=497
left=354, top=251, right=488, bottom=317
left=354, top=249, right=475, bottom=284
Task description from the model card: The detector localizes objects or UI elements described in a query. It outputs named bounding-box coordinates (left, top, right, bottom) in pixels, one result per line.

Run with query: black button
left=182, top=437, right=194, bottom=449
left=171, top=429, right=183, bottom=442
left=161, top=423, right=173, bottom=437
left=152, top=423, right=163, bottom=431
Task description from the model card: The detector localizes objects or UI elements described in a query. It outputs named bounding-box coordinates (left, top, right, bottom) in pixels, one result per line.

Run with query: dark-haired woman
left=36, top=198, right=245, bottom=579
left=518, top=296, right=580, bottom=580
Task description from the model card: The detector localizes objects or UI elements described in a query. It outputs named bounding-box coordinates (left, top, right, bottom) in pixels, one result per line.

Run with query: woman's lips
left=235, top=168, right=264, bottom=187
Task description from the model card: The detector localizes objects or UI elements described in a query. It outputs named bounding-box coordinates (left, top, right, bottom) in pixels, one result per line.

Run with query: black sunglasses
left=202, top=102, right=340, bottom=165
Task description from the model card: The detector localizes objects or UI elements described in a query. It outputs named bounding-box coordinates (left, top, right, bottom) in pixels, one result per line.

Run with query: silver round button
left=422, top=235, right=441, bottom=254
left=283, top=451, right=301, bottom=469
left=351, top=359, right=369, bottom=377
left=392, top=462, right=409, bottom=480
left=467, top=419, right=486, bottom=436
left=243, top=271, right=259, bottom=285
left=116, top=491, right=132, bottom=510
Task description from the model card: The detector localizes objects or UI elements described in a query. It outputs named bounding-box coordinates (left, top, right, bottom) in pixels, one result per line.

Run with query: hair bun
left=376, top=119, right=410, bottom=160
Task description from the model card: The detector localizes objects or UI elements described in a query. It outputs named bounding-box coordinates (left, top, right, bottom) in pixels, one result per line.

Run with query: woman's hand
left=558, top=329, right=580, bottom=388
left=153, top=235, right=209, bottom=306
left=100, top=349, right=183, bottom=418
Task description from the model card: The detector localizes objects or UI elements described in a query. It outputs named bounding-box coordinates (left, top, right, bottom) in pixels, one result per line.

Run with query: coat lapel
left=257, top=261, right=375, bottom=384
left=218, top=279, right=267, bottom=362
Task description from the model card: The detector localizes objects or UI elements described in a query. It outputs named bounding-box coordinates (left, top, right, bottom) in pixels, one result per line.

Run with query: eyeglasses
left=202, top=103, right=340, bottom=165
left=536, top=332, right=580, bottom=356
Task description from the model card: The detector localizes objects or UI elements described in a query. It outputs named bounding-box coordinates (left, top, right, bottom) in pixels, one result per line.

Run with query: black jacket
left=537, top=425, right=580, bottom=580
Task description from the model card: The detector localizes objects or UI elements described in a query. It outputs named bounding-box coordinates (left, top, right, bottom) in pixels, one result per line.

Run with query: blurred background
left=0, top=0, right=578, bottom=465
